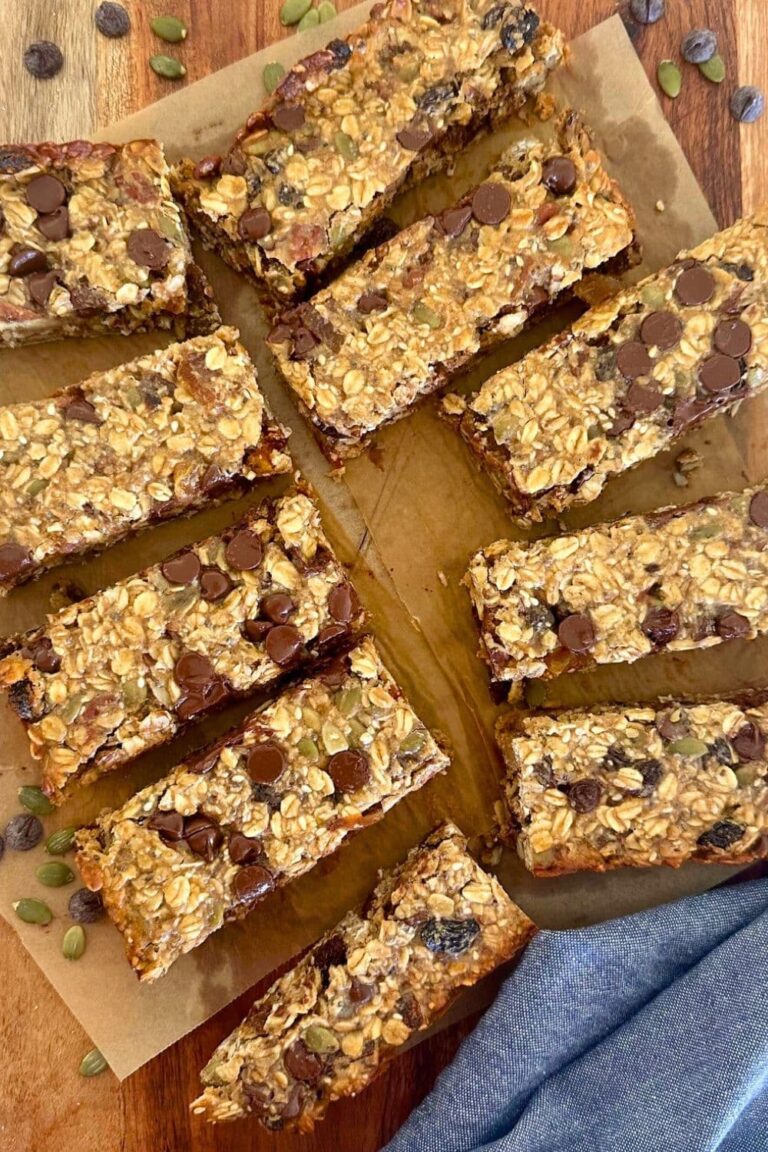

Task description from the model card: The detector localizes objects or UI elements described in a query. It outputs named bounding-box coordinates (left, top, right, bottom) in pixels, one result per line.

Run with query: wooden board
left=0, top=2, right=766, bottom=1150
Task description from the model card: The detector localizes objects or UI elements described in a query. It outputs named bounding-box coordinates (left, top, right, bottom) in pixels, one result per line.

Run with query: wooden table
left=1, top=2, right=766, bottom=1150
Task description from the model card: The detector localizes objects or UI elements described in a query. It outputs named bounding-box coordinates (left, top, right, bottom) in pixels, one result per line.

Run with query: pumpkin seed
left=149, top=54, right=186, bottom=80
left=263, top=62, right=285, bottom=94
left=302, top=706, right=322, bottom=730
left=59, top=690, right=87, bottom=725
left=297, top=737, right=320, bottom=761
left=62, top=924, right=86, bottom=960
left=337, top=686, right=362, bottom=716
left=18, top=785, right=54, bottom=816
left=641, top=283, right=666, bottom=309
left=157, top=213, right=185, bottom=244
left=280, top=0, right=312, bottom=26
left=13, top=898, right=52, bottom=925
left=689, top=522, right=720, bottom=540
left=318, top=1, right=337, bottom=21
left=79, top=1049, right=108, bottom=1077
left=46, top=826, right=77, bottom=855
left=412, top=301, right=443, bottom=329
left=657, top=60, right=682, bottom=99
left=298, top=8, right=320, bottom=30
left=26, top=477, right=49, bottom=498
left=150, top=15, right=187, bottom=42
left=122, top=678, right=147, bottom=711
left=303, top=1024, right=339, bottom=1054
left=334, top=131, right=358, bottom=161
left=699, top=54, right=725, bottom=84
left=124, top=385, right=143, bottom=409
left=548, top=235, right=574, bottom=258
left=346, top=718, right=367, bottom=745
left=668, top=737, right=709, bottom=757
left=399, top=730, right=426, bottom=756
left=36, top=861, right=75, bottom=887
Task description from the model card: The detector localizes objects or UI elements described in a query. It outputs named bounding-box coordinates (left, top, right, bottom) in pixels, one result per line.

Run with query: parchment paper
left=2, top=10, right=765, bottom=1080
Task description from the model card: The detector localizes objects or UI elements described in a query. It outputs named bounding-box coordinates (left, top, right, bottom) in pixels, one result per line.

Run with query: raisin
left=68, top=888, right=105, bottom=923
left=636, top=758, right=663, bottom=795
left=604, top=746, right=632, bottom=768
left=697, top=820, right=745, bottom=850
left=5, top=813, right=43, bottom=851
left=313, top=933, right=347, bottom=985
left=710, top=738, right=735, bottom=766
left=417, top=82, right=458, bottom=114
left=482, top=3, right=508, bottom=29
left=501, top=8, right=540, bottom=51
left=327, top=39, right=352, bottom=68
left=419, top=917, right=480, bottom=956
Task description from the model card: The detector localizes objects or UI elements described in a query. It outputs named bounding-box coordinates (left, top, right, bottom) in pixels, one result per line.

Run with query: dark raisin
left=264, top=151, right=283, bottom=175
left=522, top=602, right=554, bottom=632
left=328, top=39, right=352, bottom=68
left=94, top=2, right=131, bottom=37
left=23, top=41, right=64, bottom=79
left=0, top=147, right=33, bottom=175
left=313, top=933, right=347, bottom=985
left=636, top=758, right=663, bottom=795
left=251, top=781, right=280, bottom=810
left=533, top=756, right=554, bottom=786
left=419, top=917, right=480, bottom=956
left=594, top=347, right=617, bottom=381
left=417, top=82, right=458, bottom=114
left=5, top=813, right=43, bottom=851
left=501, top=8, right=540, bottom=51
left=278, top=182, right=301, bottom=207
left=567, top=778, right=603, bottom=813
left=68, top=887, right=105, bottom=923
left=710, top=738, right=735, bottom=766
left=697, top=820, right=745, bottom=850
left=482, top=4, right=508, bottom=29
left=604, top=746, right=632, bottom=768
left=396, top=991, right=423, bottom=1029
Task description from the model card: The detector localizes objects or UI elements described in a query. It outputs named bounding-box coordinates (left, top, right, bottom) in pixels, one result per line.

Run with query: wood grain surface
left=0, top=3, right=766, bottom=1151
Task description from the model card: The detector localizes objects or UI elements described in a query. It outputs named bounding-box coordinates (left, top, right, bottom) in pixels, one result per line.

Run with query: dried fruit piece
left=699, top=54, right=725, bottom=83
left=18, top=785, right=55, bottom=816
left=95, top=2, right=131, bottom=37
left=697, top=820, right=744, bottom=850
left=68, top=888, right=105, bottom=923
left=23, top=41, right=64, bottom=79
left=730, top=86, right=765, bottom=124
left=263, top=62, right=285, bottom=94
left=37, top=860, right=75, bottom=887
left=630, top=0, right=665, bottom=23
left=657, top=59, right=682, bottom=99
left=80, top=1049, right=108, bottom=1077
left=420, top=917, right=480, bottom=956
left=46, top=826, right=77, bottom=855
left=151, top=15, right=188, bottom=42
left=150, top=54, right=187, bottom=80
left=681, top=29, right=716, bottom=64
left=14, top=897, right=52, bottom=925
left=5, top=814, right=43, bottom=851
left=62, top=924, right=86, bottom=960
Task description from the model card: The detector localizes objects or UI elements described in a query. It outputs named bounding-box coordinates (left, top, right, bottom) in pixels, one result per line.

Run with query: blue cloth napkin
left=385, top=877, right=768, bottom=1152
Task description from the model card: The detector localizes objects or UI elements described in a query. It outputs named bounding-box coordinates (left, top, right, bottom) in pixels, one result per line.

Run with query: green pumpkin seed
left=548, top=235, right=574, bottom=258
left=641, top=283, right=666, bottom=309
left=157, top=213, right=185, bottom=244
left=13, top=898, right=52, bottom=926
left=280, top=0, right=312, bottom=26
left=36, top=861, right=75, bottom=887
left=399, top=730, right=427, bottom=756
left=297, top=737, right=320, bottom=761
left=124, top=385, right=143, bottom=409
left=303, top=1024, right=339, bottom=1054
left=699, top=54, right=725, bottom=83
left=46, top=826, right=77, bottom=855
left=657, top=59, right=682, bottom=99
left=302, top=705, right=322, bottom=729
left=334, top=130, right=358, bottom=162
left=79, top=1049, right=108, bottom=1077
left=337, top=686, right=362, bottom=716
left=298, top=8, right=320, bottom=29
left=59, top=690, right=87, bottom=725
left=18, top=785, right=55, bottom=816
left=689, top=522, right=720, bottom=540
left=149, top=54, right=186, bottom=80
left=62, top=925, right=86, bottom=960
left=668, top=737, right=710, bottom=757
left=122, top=678, right=147, bottom=711
left=263, top=62, right=286, bottom=94
left=26, top=477, right=49, bottom=498
left=412, top=301, right=443, bottom=330
left=346, top=717, right=367, bottom=746
left=150, top=15, right=187, bottom=42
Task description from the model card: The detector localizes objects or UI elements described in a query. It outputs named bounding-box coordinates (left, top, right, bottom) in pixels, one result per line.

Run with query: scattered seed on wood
left=150, top=54, right=187, bottom=80
left=657, top=59, right=682, bottom=99
left=280, top=0, right=312, bottom=26
left=699, top=54, right=726, bottom=83
left=80, top=1049, right=108, bottom=1077
left=151, top=15, right=188, bottom=43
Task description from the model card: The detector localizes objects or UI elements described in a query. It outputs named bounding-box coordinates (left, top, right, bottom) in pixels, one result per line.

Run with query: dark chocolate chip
left=616, top=340, right=652, bottom=380
left=642, top=606, right=679, bottom=647
left=25, top=173, right=66, bottom=214
left=95, top=2, right=131, bottom=37
left=557, top=613, right=595, bottom=654
left=271, top=103, right=306, bottom=132
left=148, top=810, right=186, bottom=842
left=438, top=204, right=473, bottom=239
left=349, top=977, right=375, bottom=1004
left=35, top=205, right=69, bottom=241
left=267, top=322, right=293, bottom=344
left=221, top=150, right=247, bottom=176
left=697, top=820, right=745, bottom=850
left=243, top=619, right=273, bottom=644
left=228, top=832, right=264, bottom=866
left=9, top=247, right=48, bottom=277
left=284, top=1040, right=323, bottom=1084
left=713, top=318, right=752, bottom=358
left=260, top=593, right=295, bottom=624
left=471, top=182, right=511, bottom=226
left=232, top=863, right=275, bottom=906
left=655, top=711, right=689, bottom=742
left=184, top=814, right=223, bottom=862
left=200, top=566, right=234, bottom=602
left=186, top=749, right=220, bottom=775
left=290, top=327, right=318, bottom=359
left=225, top=529, right=263, bottom=571
left=748, top=490, right=768, bottom=528
left=316, top=623, right=348, bottom=648
left=625, top=382, right=663, bottom=413
left=24, top=41, right=64, bottom=79
left=63, top=393, right=101, bottom=424
left=357, top=290, right=388, bottom=314
left=715, top=610, right=751, bottom=641
left=541, top=155, right=577, bottom=196
left=640, top=310, right=682, bottom=350
left=732, top=722, right=766, bottom=762
left=161, top=550, right=201, bottom=586
left=328, top=581, right=359, bottom=624
left=419, top=917, right=480, bottom=956
left=28, top=270, right=58, bottom=306
left=675, top=264, right=715, bottom=306
left=396, top=124, right=433, bottom=151
left=265, top=624, right=304, bottom=666
left=0, top=542, right=34, bottom=581
left=327, top=749, right=370, bottom=793
left=176, top=679, right=228, bottom=721
left=127, top=228, right=171, bottom=270
left=174, top=651, right=218, bottom=690
left=247, top=742, right=286, bottom=785
left=238, top=206, right=272, bottom=241
left=698, top=353, right=742, bottom=393
left=567, top=778, right=603, bottom=813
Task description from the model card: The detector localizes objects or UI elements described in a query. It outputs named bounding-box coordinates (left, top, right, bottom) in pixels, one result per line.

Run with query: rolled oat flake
left=23, top=41, right=63, bottom=79
left=730, top=86, right=765, bottom=124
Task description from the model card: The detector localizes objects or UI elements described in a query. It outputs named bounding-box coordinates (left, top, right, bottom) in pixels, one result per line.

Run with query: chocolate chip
left=438, top=204, right=473, bottom=239
left=0, top=542, right=34, bottom=581
left=225, top=529, right=263, bottom=571
left=187, top=749, right=220, bottom=775
left=732, top=722, right=766, bottom=762
left=625, top=382, right=662, bottom=413
left=291, top=327, right=318, bottom=360
left=266, top=624, right=304, bottom=666
left=238, top=207, right=272, bottom=241
left=232, top=863, right=275, bottom=906
left=260, top=593, right=295, bottom=624
left=228, top=832, right=263, bottom=866
left=328, top=581, right=359, bottom=624
left=161, top=550, right=201, bottom=585
left=698, top=353, right=742, bottom=393
left=675, top=264, right=715, bottom=306
left=267, top=322, right=292, bottom=344
left=716, top=610, right=751, bottom=641
left=697, top=820, right=745, bottom=850
left=63, top=393, right=101, bottom=424
left=184, top=814, right=223, bottom=862
left=176, top=679, right=228, bottom=721
left=557, top=613, right=595, bottom=654
left=221, top=150, right=247, bottom=176
left=247, top=742, right=286, bottom=785
left=640, top=310, right=682, bottom=350
left=174, top=651, right=218, bottom=690
left=396, top=124, right=433, bottom=151
left=713, top=318, right=752, bottom=358
left=200, top=566, right=234, bottom=602
left=28, top=270, right=58, bottom=306
left=9, top=247, right=48, bottom=277
left=607, top=411, right=636, bottom=438
left=24, top=41, right=64, bottom=79
left=642, top=606, right=679, bottom=647
left=316, top=623, right=348, bottom=647
left=358, top=290, right=388, bottom=314
left=748, top=490, right=768, bottom=528
left=327, top=749, right=370, bottom=793
left=656, top=711, right=689, bottom=742
left=271, top=103, right=306, bottom=132
left=349, top=977, right=375, bottom=1004
left=243, top=619, right=273, bottom=644
left=471, top=182, right=511, bottom=226
left=35, top=206, right=69, bottom=241
left=284, top=1040, right=323, bottom=1084
left=567, top=778, right=603, bottom=813
left=148, top=810, right=185, bottom=842
left=541, top=155, right=577, bottom=196
left=27, top=637, right=61, bottom=674
left=194, top=154, right=221, bottom=179
left=616, top=340, right=652, bottom=380
left=95, top=1, right=131, bottom=37
left=127, top=228, right=171, bottom=271
left=25, top=173, right=66, bottom=214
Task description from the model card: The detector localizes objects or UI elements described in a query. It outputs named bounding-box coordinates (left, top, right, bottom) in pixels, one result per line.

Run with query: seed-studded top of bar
left=269, top=111, right=635, bottom=455
left=0, top=327, right=291, bottom=594
left=466, top=485, right=768, bottom=685
left=0, top=139, right=204, bottom=342
left=172, top=0, right=564, bottom=303
left=76, top=636, right=449, bottom=981
left=0, top=488, right=364, bottom=802
left=498, top=694, right=768, bottom=873
left=449, top=205, right=768, bottom=521
left=191, top=822, right=535, bottom=1128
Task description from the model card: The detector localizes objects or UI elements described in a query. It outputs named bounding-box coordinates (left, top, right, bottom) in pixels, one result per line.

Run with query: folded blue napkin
left=385, top=875, right=768, bottom=1152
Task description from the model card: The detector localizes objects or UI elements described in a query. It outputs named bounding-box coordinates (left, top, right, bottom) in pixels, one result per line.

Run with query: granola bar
left=172, top=0, right=565, bottom=308
left=498, top=693, right=768, bottom=875
left=0, top=139, right=219, bottom=347
left=269, top=111, right=637, bottom=461
left=447, top=206, right=768, bottom=522
left=0, top=327, right=291, bottom=594
left=466, top=485, right=768, bottom=691
left=190, top=822, right=535, bottom=1128
left=75, top=636, right=449, bottom=981
left=0, top=487, right=364, bottom=804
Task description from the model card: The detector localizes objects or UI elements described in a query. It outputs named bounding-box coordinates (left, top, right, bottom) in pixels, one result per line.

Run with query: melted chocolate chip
left=228, top=832, right=264, bottom=866
left=238, top=207, right=272, bottom=241
left=148, top=810, right=185, bottom=842
left=471, top=182, right=511, bottom=226
left=358, top=290, right=388, bottom=314
left=656, top=711, right=689, bottom=742
left=675, top=264, right=715, bottom=306
left=640, top=310, right=682, bottom=350
left=314, top=933, right=347, bottom=982
left=184, top=814, right=223, bottom=861
left=748, top=490, right=768, bottom=528
left=284, top=1040, right=323, bottom=1084
left=713, top=318, right=752, bottom=358
left=567, top=778, right=603, bottom=812
left=233, top=863, right=275, bottom=905
left=316, top=623, right=348, bottom=648
left=126, top=228, right=171, bottom=270
left=225, top=529, right=263, bottom=571
left=642, top=606, right=679, bottom=647
left=260, top=593, right=295, bottom=624
left=328, top=581, right=359, bottom=624
left=35, top=205, right=69, bottom=241
left=698, top=353, right=742, bottom=393
left=0, top=542, right=34, bottom=581
left=541, top=154, right=577, bottom=196
left=271, top=103, right=306, bottom=132
left=9, top=246, right=48, bottom=277
left=266, top=624, right=304, bottom=666
left=26, top=173, right=66, bottom=214
left=243, top=619, right=273, bottom=644
left=438, top=204, right=473, bottom=239
left=616, top=340, right=652, bottom=380
left=395, top=124, right=433, bottom=152
left=625, top=382, right=663, bottom=413
left=174, top=651, right=218, bottom=690
left=199, top=566, right=234, bottom=602
left=557, top=613, right=595, bottom=654
left=26, top=637, right=61, bottom=673
left=28, top=270, right=58, bottom=306
left=732, top=722, right=766, bottom=762
left=161, top=550, right=201, bottom=586
left=328, top=748, right=370, bottom=793
left=716, top=610, right=751, bottom=641
left=247, top=742, right=286, bottom=784
left=63, top=393, right=101, bottom=424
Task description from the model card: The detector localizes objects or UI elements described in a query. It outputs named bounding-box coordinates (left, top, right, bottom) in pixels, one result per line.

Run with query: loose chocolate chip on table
left=233, top=863, right=275, bottom=905
left=715, top=610, right=751, bottom=641
left=640, top=310, right=682, bottom=350
left=625, top=382, right=662, bottom=413
left=36, top=206, right=69, bottom=241
left=24, top=41, right=64, bottom=79
left=228, top=832, right=263, bottom=866
left=225, top=529, right=263, bottom=571
left=732, top=722, right=766, bottom=762
left=271, top=103, right=306, bottom=132
left=200, top=567, right=234, bottom=602
left=260, top=593, right=295, bottom=624
left=328, top=749, right=370, bottom=793
left=0, top=542, right=34, bottom=581
left=698, top=353, right=742, bottom=393
left=284, top=1040, right=324, bottom=1084
left=63, top=393, right=101, bottom=424
left=184, top=814, right=223, bottom=862
left=5, top=813, right=43, bottom=851
left=681, top=28, right=717, bottom=64
left=748, top=490, right=768, bottom=528
left=25, top=173, right=66, bottom=214
left=642, top=606, right=679, bottom=647
left=148, top=810, right=186, bottom=842
left=266, top=624, right=304, bottom=666
left=713, top=318, right=752, bottom=358
left=328, top=581, right=359, bottom=624
left=395, top=124, right=433, bottom=152
left=438, top=204, right=473, bottom=239
left=567, top=778, right=603, bottom=813
left=557, top=613, right=595, bottom=654
left=161, top=550, right=201, bottom=585
left=541, top=155, right=577, bottom=196
left=95, top=1, right=131, bottom=37
left=28, top=270, right=58, bottom=307
left=247, top=741, right=286, bottom=784
left=697, top=820, right=745, bottom=850
left=730, top=85, right=765, bottom=124
left=127, top=228, right=171, bottom=270
left=239, top=207, right=272, bottom=242
left=68, top=888, right=105, bottom=923
left=243, top=619, right=273, bottom=644
left=616, top=340, right=652, bottom=380
left=471, top=182, right=511, bottom=226
left=9, top=247, right=48, bottom=277
left=674, top=264, right=715, bottom=306
left=420, top=917, right=480, bottom=956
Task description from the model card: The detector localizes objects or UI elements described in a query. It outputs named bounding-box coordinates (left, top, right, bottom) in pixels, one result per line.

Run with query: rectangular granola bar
left=0, top=139, right=219, bottom=346
left=447, top=205, right=768, bottom=522
left=190, top=822, right=535, bottom=1128
left=172, top=0, right=565, bottom=308
left=0, top=327, right=291, bottom=593
left=498, top=693, right=768, bottom=875
left=466, top=485, right=768, bottom=692
left=269, top=111, right=637, bottom=461
left=0, top=486, right=364, bottom=804
left=75, top=636, right=449, bottom=981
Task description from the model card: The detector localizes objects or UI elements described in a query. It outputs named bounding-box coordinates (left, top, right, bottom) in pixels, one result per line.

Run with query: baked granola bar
left=172, top=0, right=565, bottom=308
left=75, top=636, right=449, bottom=981
left=0, top=139, right=219, bottom=347
left=269, top=111, right=637, bottom=461
left=190, top=822, right=535, bottom=1128
left=0, top=327, right=291, bottom=594
left=446, top=205, right=768, bottom=522
left=466, top=485, right=768, bottom=691
left=498, top=693, right=768, bottom=875
left=0, top=487, right=364, bottom=804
